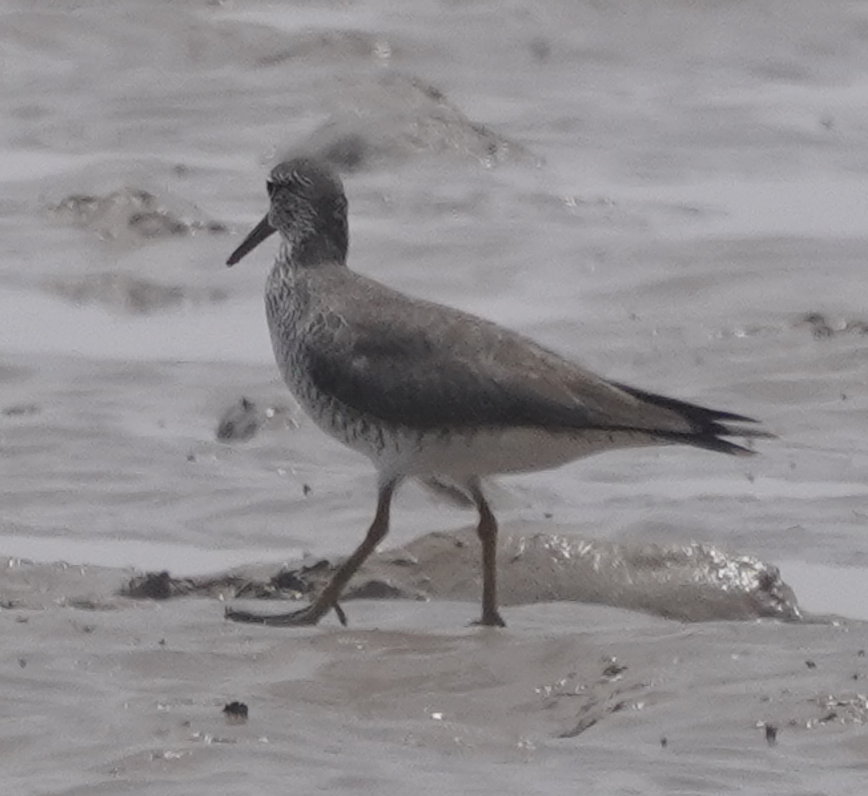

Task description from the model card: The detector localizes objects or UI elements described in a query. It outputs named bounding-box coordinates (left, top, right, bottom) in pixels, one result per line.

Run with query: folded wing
left=304, top=293, right=769, bottom=455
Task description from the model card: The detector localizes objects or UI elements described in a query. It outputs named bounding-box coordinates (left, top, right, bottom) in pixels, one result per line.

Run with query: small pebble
left=223, top=701, right=249, bottom=723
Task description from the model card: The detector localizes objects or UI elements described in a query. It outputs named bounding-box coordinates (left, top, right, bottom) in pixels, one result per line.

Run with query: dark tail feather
left=612, top=382, right=775, bottom=457
left=661, top=431, right=759, bottom=457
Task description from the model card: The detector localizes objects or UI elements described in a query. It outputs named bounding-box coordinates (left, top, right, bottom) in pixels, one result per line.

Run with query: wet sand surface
left=3, top=0, right=868, bottom=792
left=120, top=526, right=801, bottom=624
left=3, top=568, right=868, bottom=794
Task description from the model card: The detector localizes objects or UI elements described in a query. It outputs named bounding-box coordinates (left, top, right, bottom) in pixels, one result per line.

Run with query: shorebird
left=225, top=156, right=771, bottom=628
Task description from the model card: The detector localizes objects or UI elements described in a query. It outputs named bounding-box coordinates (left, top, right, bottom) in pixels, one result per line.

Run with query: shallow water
left=2, top=0, right=868, bottom=792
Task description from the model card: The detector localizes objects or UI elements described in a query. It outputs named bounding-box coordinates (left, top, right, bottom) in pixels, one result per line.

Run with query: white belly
left=398, top=426, right=666, bottom=480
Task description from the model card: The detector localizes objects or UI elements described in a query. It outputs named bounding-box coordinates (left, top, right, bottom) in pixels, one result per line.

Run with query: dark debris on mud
left=796, top=311, right=868, bottom=339
left=214, top=397, right=298, bottom=443
left=534, top=657, right=648, bottom=739
left=51, top=187, right=228, bottom=240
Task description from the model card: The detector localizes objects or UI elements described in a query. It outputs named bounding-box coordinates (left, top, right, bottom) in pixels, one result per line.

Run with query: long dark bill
left=226, top=214, right=276, bottom=266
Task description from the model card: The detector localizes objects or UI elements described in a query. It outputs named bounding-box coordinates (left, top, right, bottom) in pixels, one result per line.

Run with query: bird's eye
left=266, top=180, right=277, bottom=198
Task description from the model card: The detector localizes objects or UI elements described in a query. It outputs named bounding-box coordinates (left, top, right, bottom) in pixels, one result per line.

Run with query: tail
left=612, top=382, right=775, bottom=456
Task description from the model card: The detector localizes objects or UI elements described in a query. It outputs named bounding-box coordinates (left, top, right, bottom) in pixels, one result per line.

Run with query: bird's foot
left=225, top=600, right=347, bottom=627
left=470, top=609, right=507, bottom=628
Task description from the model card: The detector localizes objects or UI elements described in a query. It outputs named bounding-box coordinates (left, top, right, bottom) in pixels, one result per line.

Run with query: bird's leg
left=226, top=480, right=397, bottom=628
left=468, top=479, right=506, bottom=628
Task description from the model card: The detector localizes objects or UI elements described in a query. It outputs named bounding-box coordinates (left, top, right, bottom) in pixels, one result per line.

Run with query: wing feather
left=300, top=271, right=767, bottom=454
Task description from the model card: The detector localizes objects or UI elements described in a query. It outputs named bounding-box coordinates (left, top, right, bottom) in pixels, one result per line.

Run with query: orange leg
left=226, top=480, right=397, bottom=627
left=467, top=479, right=506, bottom=628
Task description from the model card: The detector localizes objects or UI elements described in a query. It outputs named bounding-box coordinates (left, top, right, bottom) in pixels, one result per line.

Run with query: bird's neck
left=284, top=225, right=348, bottom=269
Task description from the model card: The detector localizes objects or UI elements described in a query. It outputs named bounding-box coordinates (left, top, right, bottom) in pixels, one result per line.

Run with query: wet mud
left=50, top=187, right=228, bottom=241
left=123, top=527, right=801, bottom=624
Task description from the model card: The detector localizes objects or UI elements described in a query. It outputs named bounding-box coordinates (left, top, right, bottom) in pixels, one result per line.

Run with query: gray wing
left=303, top=296, right=761, bottom=453
left=306, top=317, right=599, bottom=430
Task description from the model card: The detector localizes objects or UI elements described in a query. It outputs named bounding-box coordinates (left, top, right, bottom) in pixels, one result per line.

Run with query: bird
left=224, top=156, right=772, bottom=629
